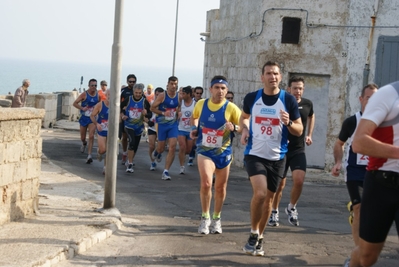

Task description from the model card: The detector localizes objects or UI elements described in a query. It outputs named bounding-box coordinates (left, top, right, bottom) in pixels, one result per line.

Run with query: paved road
left=42, top=129, right=399, bottom=266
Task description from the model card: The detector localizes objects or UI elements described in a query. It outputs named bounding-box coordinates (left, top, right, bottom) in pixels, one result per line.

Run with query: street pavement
left=1, top=120, right=398, bottom=267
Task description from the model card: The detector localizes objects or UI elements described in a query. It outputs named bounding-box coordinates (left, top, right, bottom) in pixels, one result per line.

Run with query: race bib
left=128, top=108, right=142, bottom=119
left=100, top=120, right=108, bottom=131
left=84, top=107, right=94, bottom=117
left=253, top=116, right=280, bottom=140
left=165, top=108, right=176, bottom=121
left=356, top=153, right=368, bottom=165
left=182, top=118, right=190, bottom=128
left=201, top=127, right=223, bottom=148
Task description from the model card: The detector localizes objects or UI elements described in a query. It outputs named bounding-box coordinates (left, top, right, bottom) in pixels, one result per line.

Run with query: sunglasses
left=226, top=97, right=233, bottom=100
left=90, top=84, right=97, bottom=87
left=128, top=80, right=136, bottom=83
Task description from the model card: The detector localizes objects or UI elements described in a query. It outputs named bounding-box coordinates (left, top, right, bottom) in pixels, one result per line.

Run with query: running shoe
left=198, top=217, right=211, bottom=235
left=162, top=171, right=171, bottom=180
left=187, top=157, right=194, bottom=166
left=150, top=162, right=156, bottom=171
left=152, top=150, right=162, bottom=163
left=268, top=210, right=279, bottom=226
left=210, top=218, right=222, bottom=234
left=343, top=257, right=350, bottom=267
left=121, top=154, right=127, bottom=165
left=254, top=237, right=264, bottom=256
left=180, top=166, right=185, bottom=174
left=243, top=233, right=259, bottom=255
left=285, top=206, right=299, bottom=226
left=126, top=163, right=134, bottom=173
left=80, top=142, right=87, bottom=153
left=86, top=155, right=93, bottom=164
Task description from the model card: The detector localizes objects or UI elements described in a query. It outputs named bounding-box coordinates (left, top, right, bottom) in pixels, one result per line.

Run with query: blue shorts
left=198, top=153, right=232, bottom=169
left=79, top=115, right=92, bottom=127
left=157, top=123, right=178, bottom=141
left=178, top=130, right=192, bottom=140
left=97, top=130, right=108, bottom=137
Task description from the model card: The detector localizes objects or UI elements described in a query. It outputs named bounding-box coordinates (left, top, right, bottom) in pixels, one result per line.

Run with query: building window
left=282, top=17, right=301, bottom=44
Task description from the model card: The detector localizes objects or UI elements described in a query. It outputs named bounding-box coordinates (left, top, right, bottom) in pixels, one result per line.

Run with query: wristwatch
left=287, top=120, right=293, bottom=127
left=233, top=124, right=239, bottom=132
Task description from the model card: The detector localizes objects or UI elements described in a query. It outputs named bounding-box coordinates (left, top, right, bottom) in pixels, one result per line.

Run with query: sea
left=0, top=58, right=204, bottom=95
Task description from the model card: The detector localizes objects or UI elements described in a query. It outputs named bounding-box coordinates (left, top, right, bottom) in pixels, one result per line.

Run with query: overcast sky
left=0, top=0, right=220, bottom=72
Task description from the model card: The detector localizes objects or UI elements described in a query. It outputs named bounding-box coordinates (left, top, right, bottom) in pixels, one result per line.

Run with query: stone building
left=201, top=0, right=399, bottom=170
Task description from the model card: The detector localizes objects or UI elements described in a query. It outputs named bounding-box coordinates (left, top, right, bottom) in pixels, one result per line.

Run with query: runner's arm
left=305, top=113, right=315, bottom=145
left=239, top=111, right=250, bottom=145
left=150, top=92, right=165, bottom=115
left=73, top=92, right=86, bottom=111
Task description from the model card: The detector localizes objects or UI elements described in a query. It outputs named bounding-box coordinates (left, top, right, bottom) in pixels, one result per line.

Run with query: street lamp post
left=172, top=0, right=179, bottom=76
left=102, top=0, right=124, bottom=214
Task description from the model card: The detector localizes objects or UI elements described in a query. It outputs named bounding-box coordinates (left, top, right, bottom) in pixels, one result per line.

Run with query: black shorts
left=359, top=171, right=399, bottom=243
left=124, top=127, right=142, bottom=153
left=245, top=155, right=286, bottom=192
left=346, top=180, right=363, bottom=207
left=148, top=129, right=157, bottom=136
left=283, top=151, right=307, bottom=178
left=118, top=121, right=124, bottom=139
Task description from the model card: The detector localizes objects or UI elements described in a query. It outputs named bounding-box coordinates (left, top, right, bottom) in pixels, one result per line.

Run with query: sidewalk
left=0, top=154, right=122, bottom=267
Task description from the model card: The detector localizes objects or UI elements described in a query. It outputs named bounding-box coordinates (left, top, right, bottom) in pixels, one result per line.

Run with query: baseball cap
left=100, top=80, right=107, bottom=86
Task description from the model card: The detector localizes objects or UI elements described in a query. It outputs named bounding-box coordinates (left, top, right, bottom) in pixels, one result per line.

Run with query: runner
left=90, top=89, right=110, bottom=174
left=150, top=76, right=180, bottom=180
left=240, top=61, right=302, bottom=256
left=190, top=75, right=241, bottom=235
left=73, top=78, right=100, bottom=164
left=177, top=86, right=196, bottom=174
left=269, top=76, right=315, bottom=227
left=120, top=83, right=152, bottom=173
left=148, top=87, right=164, bottom=171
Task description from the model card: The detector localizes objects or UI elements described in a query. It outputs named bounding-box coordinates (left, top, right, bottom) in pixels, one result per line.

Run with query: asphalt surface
left=40, top=126, right=399, bottom=267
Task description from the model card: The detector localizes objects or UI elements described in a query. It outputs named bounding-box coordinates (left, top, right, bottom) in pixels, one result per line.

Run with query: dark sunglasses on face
left=90, top=84, right=97, bottom=87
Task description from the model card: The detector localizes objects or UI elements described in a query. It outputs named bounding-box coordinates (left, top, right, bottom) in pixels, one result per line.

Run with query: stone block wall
left=55, top=91, right=80, bottom=121
left=26, top=94, right=57, bottom=128
left=0, top=108, right=45, bottom=225
left=0, top=91, right=79, bottom=127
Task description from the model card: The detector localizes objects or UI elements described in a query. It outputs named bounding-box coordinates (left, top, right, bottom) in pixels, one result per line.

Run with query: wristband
left=191, top=125, right=197, bottom=131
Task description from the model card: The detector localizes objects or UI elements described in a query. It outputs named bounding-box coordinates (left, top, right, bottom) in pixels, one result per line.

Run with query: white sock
left=250, top=229, right=259, bottom=235
left=288, top=203, right=296, bottom=210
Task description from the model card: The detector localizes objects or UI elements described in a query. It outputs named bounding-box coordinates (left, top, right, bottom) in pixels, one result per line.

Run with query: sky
left=0, top=0, right=220, bottom=73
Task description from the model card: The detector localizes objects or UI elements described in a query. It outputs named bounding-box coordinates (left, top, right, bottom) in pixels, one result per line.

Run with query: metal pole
left=103, top=0, right=124, bottom=209
left=172, top=0, right=179, bottom=76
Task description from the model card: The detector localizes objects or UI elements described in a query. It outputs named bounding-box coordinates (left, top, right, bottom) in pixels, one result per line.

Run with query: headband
left=210, top=79, right=228, bottom=87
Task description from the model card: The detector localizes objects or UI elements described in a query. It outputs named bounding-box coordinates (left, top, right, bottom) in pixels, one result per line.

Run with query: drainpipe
left=363, top=0, right=379, bottom=87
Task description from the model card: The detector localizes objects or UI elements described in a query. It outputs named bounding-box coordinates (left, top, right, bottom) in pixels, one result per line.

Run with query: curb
left=33, top=221, right=122, bottom=267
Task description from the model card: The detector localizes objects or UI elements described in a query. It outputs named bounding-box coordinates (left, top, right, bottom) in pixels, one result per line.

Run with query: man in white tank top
left=177, top=86, right=196, bottom=174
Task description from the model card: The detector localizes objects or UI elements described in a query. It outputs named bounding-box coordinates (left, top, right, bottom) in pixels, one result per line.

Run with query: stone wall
left=0, top=108, right=45, bottom=225
left=0, top=91, right=79, bottom=128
